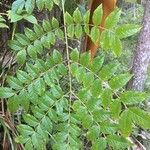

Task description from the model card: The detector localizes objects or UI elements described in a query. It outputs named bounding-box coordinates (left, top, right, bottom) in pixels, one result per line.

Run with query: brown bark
left=128, top=0, right=150, bottom=91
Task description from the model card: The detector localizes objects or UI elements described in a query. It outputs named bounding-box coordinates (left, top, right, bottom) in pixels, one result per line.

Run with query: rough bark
left=128, top=0, right=150, bottom=91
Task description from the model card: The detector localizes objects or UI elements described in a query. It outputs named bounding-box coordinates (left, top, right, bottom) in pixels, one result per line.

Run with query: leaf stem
left=61, top=0, right=73, bottom=147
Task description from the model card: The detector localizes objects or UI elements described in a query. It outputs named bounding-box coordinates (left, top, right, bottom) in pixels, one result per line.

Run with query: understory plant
left=0, top=0, right=150, bottom=149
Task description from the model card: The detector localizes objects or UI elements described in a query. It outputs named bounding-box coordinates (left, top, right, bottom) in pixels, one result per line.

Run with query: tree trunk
left=128, top=0, right=150, bottom=91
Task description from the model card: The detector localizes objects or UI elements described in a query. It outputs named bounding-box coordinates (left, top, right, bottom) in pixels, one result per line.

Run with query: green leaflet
left=27, top=45, right=37, bottom=59
left=120, top=91, right=148, bottom=105
left=90, top=55, right=104, bottom=73
left=107, top=135, right=132, bottom=150
left=111, top=34, right=123, bottom=56
left=23, top=114, right=39, bottom=127
left=73, top=8, right=82, bottom=23
left=7, top=89, right=30, bottom=112
left=8, top=40, right=23, bottom=51
left=109, top=73, right=132, bottom=90
left=26, top=63, right=39, bottom=78
left=84, top=10, right=90, bottom=24
left=92, top=5, right=103, bottom=26
left=91, top=138, right=107, bottom=150
left=34, top=24, right=44, bottom=37
left=83, top=72, right=94, bottom=88
left=0, top=23, right=8, bottom=28
left=0, top=15, right=8, bottom=28
left=53, top=50, right=62, bottom=64
left=90, top=79, right=102, bottom=97
left=42, top=20, right=51, bottom=32
left=8, top=95, right=20, bottom=112
left=25, top=0, right=35, bottom=14
left=87, top=125, right=100, bottom=141
left=65, top=12, right=74, bottom=24
left=45, top=0, right=54, bottom=11
left=7, top=76, right=23, bottom=90
left=12, top=0, right=25, bottom=13
left=99, top=62, right=119, bottom=80
left=0, top=87, right=15, bottom=98
left=100, top=30, right=113, bottom=50
left=17, top=124, right=34, bottom=136
left=84, top=24, right=90, bottom=35
left=67, top=24, right=75, bottom=38
left=101, top=88, right=112, bottom=108
left=52, top=17, right=59, bottom=29
left=16, top=50, right=27, bottom=65
left=119, top=110, right=132, bottom=137
left=129, top=107, right=150, bottom=129
left=116, top=24, right=141, bottom=39
left=75, top=24, right=83, bottom=38
left=70, top=48, right=79, bottom=62
left=55, top=28, right=64, bottom=40
left=80, top=52, right=90, bottom=67
left=24, top=28, right=37, bottom=40
left=110, top=100, right=121, bottom=119
left=100, top=121, right=118, bottom=134
left=53, top=0, right=59, bottom=6
left=90, top=26, right=100, bottom=43
left=105, top=9, right=121, bottom=29
left=36, top=0, right=59, bottom=11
